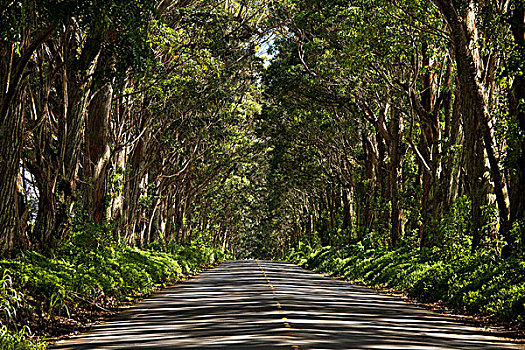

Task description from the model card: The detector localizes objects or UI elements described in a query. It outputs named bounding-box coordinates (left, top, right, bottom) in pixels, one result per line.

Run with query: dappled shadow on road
left=53, top=260, right=520, bottom=349
left=260, top=261, right=520, bottom=349
left=53, top=261, right=294, bottom=349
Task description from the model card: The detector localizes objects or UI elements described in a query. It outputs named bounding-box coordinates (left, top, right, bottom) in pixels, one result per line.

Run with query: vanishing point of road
left=54, top=260, right=522, bottom=349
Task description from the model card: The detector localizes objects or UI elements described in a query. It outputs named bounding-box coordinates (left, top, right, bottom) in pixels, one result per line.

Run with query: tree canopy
left=4, top=0, right=525, bottom=344
left=1, top=0, right=525, bottom=260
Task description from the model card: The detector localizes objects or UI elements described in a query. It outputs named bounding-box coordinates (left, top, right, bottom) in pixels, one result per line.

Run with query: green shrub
left=290, top=244, right=525, bottom=324
left=0, top=272, right=23, bottom=326
left=0, top=273, right=45, bottom=349
left=0, top=326, right=46, bottom=350
left=0, top=224, right=227, bottom=349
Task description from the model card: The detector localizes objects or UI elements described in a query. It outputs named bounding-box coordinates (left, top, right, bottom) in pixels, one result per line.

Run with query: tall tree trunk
left=413, top=43, right=445, bottom=247
left=432, top=0, right=491, bottom=251
left=376, top=129, right=388, bottom=237
left=84, top=82, right=113, bottom=223
left=0, top=90, right=23, bottom=254
left=0, top=25, right=54, bottom=254
left=362, top=133, right=374, bottom=231
left=389, top=109, right=401, bottom=247
left=441, top=66, right=459, bottom=213
left=32, top=35, right=101, bottom=248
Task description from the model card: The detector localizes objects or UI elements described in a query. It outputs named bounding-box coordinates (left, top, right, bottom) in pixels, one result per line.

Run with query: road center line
left=255, top=260, right=300, bottom=350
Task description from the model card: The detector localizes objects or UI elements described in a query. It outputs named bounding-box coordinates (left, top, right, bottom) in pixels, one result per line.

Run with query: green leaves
left=293, top=244, right=525, bottom=323
left=0, top=272, right=22, bottom=326
left=0, top=325, right=46, bottom=350
left=0, top=221, right=226, bottom=347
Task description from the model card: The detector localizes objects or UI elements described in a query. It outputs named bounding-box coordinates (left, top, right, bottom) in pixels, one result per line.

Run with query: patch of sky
left=256, top=33, right=277, bottom=68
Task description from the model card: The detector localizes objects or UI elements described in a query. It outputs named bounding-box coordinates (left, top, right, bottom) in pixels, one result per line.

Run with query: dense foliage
left=260, top=0, right=525, bottom=255
left=0, top=225, right=226, bottom=348
left=1, top=0, right=270, bottom=256
left=262, top=0, right=525, bottom=327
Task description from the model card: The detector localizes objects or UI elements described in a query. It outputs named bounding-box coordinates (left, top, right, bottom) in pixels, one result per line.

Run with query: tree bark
left=84, top=82, right=113, bottom=223
left=389, top=108, right=401, bottom=247
left=0, top=25, right=54, bottom=255
left=432, top=0, right=491, bottom=251
left=31, top=31, right=101, bottom=249
left=0, top=84, right=22, bottom=254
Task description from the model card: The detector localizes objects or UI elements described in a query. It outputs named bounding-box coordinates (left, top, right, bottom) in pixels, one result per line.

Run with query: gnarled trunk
left=0, top=25, right=54, bottom=255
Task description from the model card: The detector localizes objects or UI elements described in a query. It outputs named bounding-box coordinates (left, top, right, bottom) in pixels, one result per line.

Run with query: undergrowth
left=0, top=225, right=228, bottom=349
left=288, top=244, right=525, bottom=325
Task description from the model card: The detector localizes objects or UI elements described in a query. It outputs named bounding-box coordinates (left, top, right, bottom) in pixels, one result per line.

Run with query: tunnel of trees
left=3, top=0, right=525, bottom=259
left=2, top=0, right=525, bottom=345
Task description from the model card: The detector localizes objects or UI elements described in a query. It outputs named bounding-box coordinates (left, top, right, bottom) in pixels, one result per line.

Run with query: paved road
left=54, top=260, right=522, bottom=349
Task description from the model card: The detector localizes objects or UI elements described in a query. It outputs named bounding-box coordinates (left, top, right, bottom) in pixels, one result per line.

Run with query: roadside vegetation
left=1, top=0, right=264, bottom=347
left=289, top=244, right=525, bottom=326
left=265, top=0, right=525, bottom=330
left=0, top=224, right=227, bottom=349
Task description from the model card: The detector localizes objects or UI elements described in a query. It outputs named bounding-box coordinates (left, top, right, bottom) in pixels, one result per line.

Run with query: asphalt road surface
left=53, top=260, right=522, bottom=349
